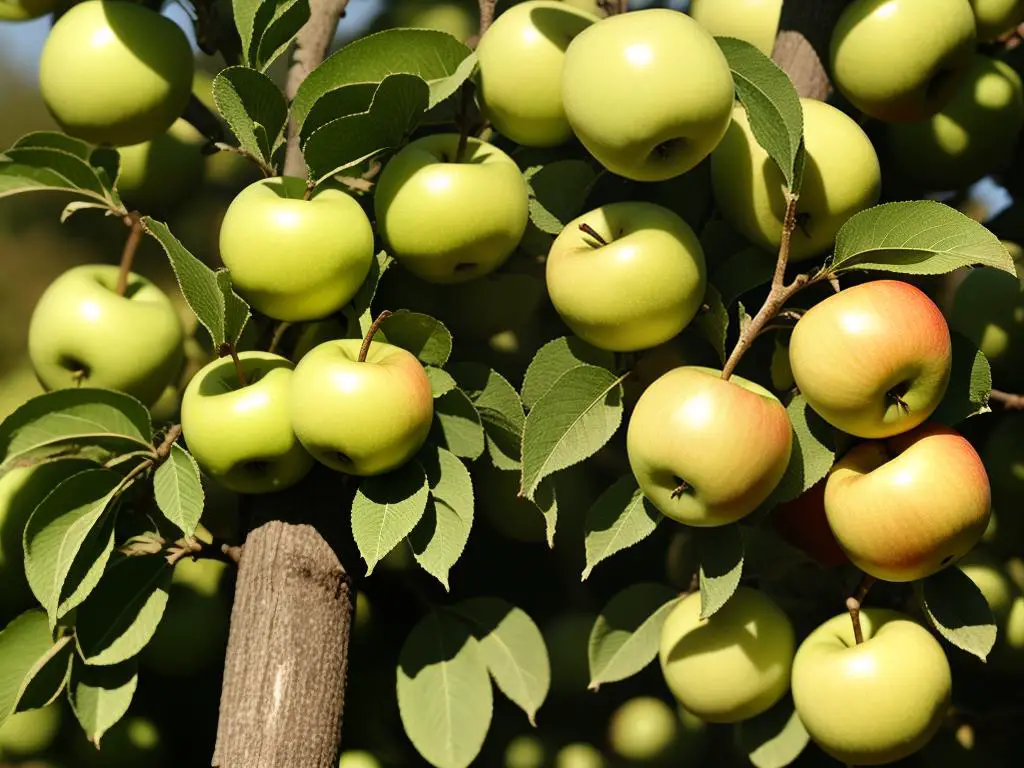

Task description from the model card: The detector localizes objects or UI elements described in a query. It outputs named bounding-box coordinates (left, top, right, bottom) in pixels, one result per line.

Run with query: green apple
left=627, top=366, right=792, bottom=526
left=711, top=98, right=881, bottom=261
left=117, top=118, right=206, bottom=211
left=825, top=423, right=991, bottom=582
left=607, top=696, right=678, bottom=763
left=772, top=480, right=849, bottom=568
left=181, top=351, right=314, bottom=494
left=0, top=704, right=61, bottom=757
left=659, top=587, right=794, bottom=723
left=504, top=734, right=546, bottom=768
left=28, top=264, right=184, bottom=407
left=220, top=176, right=374, bottom=321
left=982, top=414, right=1024, bottom=554
left=389, top=1, right=476, bottom=39
left=960, top=547, right=1017, bottom=625
left=0, top=358, right=43, bottom=423
left=477, top=1, right=598, bottom=147
left=546, top=202, right=707, bottom=351
left=789, top=280, right=952, bottom=438
left=554, top=743, right=606, bottom=768
left=969, top=0, right=1024, bottom=39
left=689, top=0, right=783, bottom=56
left=0, top=0, right=59, bottom=21
left=39, top=0, right=194, bottom=146
left=830, top=0, right=977, bottom=122
left=792, top=609, right=951, bottom=765
left=374, top=134, right=529, bottom=283
left=338, top=751, right=382, bottom=768
left=886, top=55, right=1024, bottom=191
left=290, top=339, right=434, bottom=475
left=561, top=8, right=735, bottom=181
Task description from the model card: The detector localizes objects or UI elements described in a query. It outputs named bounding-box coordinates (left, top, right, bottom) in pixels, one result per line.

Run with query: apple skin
left=711, top=98, right=881, bottom=261
left=504, top=735, right=546, bottom=768
left=220, top=176, right=374, bottom=322
left=0, top=704, right=61, bottom=757
left=546, top=202, right=707, bottom=352
left=825, top=423, right=991, bottom=582
left=659, top=587, right=794, bottom=723
left=181, top=352, right=314, bottom=495
left=969, top=0, right=1024, bottom=39
left=689, top=0, right=783, bottom=56
left=476, top=1, right=598, bottom=147
left=561, top=9, right=735, bottom=182
left=830, top=0, right=977, bottom=123
left=28, top=264, right=184, bottom=407
left=117, top=118, right=206, bottom=212
left=772, top=480, right=849, bottom=568
left=554, top=743, right=606, bottom=768
left=374, top=134, right=529, bottom=283
left=789, top=280, right=952, bottom=439
left=39, top=0, right=194, bottom=146
left=960, top=547, right=1016, bottom=626
left=607, top=696, right=678, bottom=762
left=338, top=751, right=383, bottom=768
left=0, top=0, right=59, bottom=21
left=628, top=366, right=792, bottom=526
left=290, top=339, right=434, bottom=476
left=792, top=609, right=951, bottom=765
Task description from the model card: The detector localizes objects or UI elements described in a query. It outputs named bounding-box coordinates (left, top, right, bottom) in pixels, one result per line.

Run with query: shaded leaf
left=761, top=394, right=835, bottom=509
left=430, top=388, right=486, bottom=461
left=696, top=525, right=745, bottom=619
left=524, top=161, right=599, bottom=236
left=0, top=610, right=73, bottom=725
left=212, top=66, right=288, bottom=167
left=932, top=332, right=992, bottom=425
left=344, top=251, right=394, bottom=337
left=582, top=475, right=661, bottom=580
left=451, top=363, right=525, bottom=471
left=409, top=447, right=473, bottom=590
left=521, top=337, right=615, bottom=410
left=67, top=659, right=137, bottom=746
left=736, top=696, right=810, bottom=768
left=713, top=247, right=775, bottom=306
left=425, top=367, right=458, bottom=399
left=252, top=0, right=310, bottom=72
left=379, top=310, right=452, bottom=367
left=352, top=462, right=429, bottom=574
left=693, top=284, right=729, bottom=365
left=916, top=566, right=996, bottom=661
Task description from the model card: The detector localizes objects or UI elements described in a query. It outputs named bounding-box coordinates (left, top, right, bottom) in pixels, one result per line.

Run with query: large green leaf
left=252, top=0, right=310, bottom=72
left=0, top=132, right=117, bottom=205
left=582, top=476, right=662, bottom=580
left=450, top=364, right=525, bottom=471
left=736, top=696, right=810, bottom=768
left=430, top=388, right=486, bottom=461
left=352, top=462, right=430, bottom=574
left=379, top=310, right=453, bottom=367
left=916, top=566, right=996, bottom=661
left=0, top=610, right=73, bottom=726
left=212, top=66, right=288, bottom=169
left=521, top=337, right=615, bottom=410
left=524, top=161, right=600, bottom=236
left=409, top=447, right=474, bottom=590
left=67, top=659, right=138, bottom=746
left=152, top=444, right=204, bottom=537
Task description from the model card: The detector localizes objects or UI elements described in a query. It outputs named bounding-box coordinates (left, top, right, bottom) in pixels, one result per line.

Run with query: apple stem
left=846, top=574, right=876, bottom=645
left=228, top=346, right=249, bottom=387
left=359, top=310, right=394, bottom=363
left=303, top=181, right=316, bottom=201
left=990, top=389, right=1024, bottom=410
left=887, top=390, right=911, bottom=415
left=579, top=222, right=609, bottom=247
left=670, top=478, right=691, bottom=499
left=116, top=213, right=144, bottom=297
left=599, top=0, right=629, bottom=15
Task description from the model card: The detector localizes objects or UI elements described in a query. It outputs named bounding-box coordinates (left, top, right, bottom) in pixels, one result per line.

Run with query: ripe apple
left=290, top=339, right=434, bottom=476
left=554, top=743, right=605, bottom=768
left=825, top=423, right=991, bottom=582
left=0, top=704, right=61, bottom=757
left=39, top=0, right=194, bottom=146
left=505, top=735, right=546, bottom=768
left=607, top=696, right=678, bottom=763
left=476, top=1, right=599, bottom=147
left=627, top=366, right=792, bottom=526
left=788, top=280, right=952, bottom=438
left=0, top=0, right=59, bottom=20
left=689, top=0, right=783, bottom=56
left=374, top=134, right=529, bottom=283
left=338, top=751, right=383, bottom=768
left=117, top=118, right=206, bottom=212
left=969, top=0, right=1024, bottom=39
left=546, top=202, right=707, bottom=352
left=181, top=351, right=314, bottom=494
left=219, top=176, right=374, bottom=321
left=28, top=264, right=184, bottom=407
left=659, top=587, right=794, bottom=723
left=792, top=609, right=951, bottom=765
left=561, top=8, right=735, bottom=181
left=982, top=414, right=1024, bottom=554
left=711, top=98, right=881, bottom=261
left=772, top=480, right=849, bottom=568
left=830, top=0, right=977, bottom=122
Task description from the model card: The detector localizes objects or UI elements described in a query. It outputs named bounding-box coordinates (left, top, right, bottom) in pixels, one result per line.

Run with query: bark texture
left=772, top=0, right=847, bottom=98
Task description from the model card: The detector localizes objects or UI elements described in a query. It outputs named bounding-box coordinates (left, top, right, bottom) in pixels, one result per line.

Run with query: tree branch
left=990, top=390, right=1024, bottom=409
left=771, top=0, right=847, bottom=99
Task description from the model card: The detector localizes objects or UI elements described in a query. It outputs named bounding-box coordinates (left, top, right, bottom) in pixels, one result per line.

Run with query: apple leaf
left=232, top=0, right=262, bottom=67
left=299, top=83, right=378, bottom=147
left=344, top=251, right=394, bottom=338
left=932, top=331, right=992, bottom=426
left=696, top=524, right=745, bottom=619
left=397, top=610, right=493, bottom=768
left=524, top=161, right=600, bottom=236
left=534, top=477, right=559, bottom=548
left=212, top=66, right=288, bottom=169
left=253, top=0, right=310, bottom=72
left=152, top=444, right=204, bottom=538
left=588, top=583, right=681, bottom=690
left=758, top=394, right=836, bottom=511
left=0, top=610, right=74, bottom=727
left=735, top=695, right=810, bottom=768
left=425, top=367, right=458, bottom=399
left=520, top=366, right=627, bottom=500
left=521, top=337, right=616, bottom=410
left=67, top=658, right=137, bottom=746
left=409, top=447, right=474, bottom=590
left=451, top=598, right=550, bottom=726
left=379, top=310, right=453, bottom=367
left=430, top=388, right=486, bottom=461
left=451, top=363, right=525, bottom=471
left=74, top=554, right=172, bottom=667
left=716, top=36, right=804, bottom=191
left=692, top=284, right=729, bottom=365
left=713, top=247, right=776, bottom=306
left=352, top=461, right=430, bottom=575
left=916, top=566, right=997, bottom=662
left=582, top=475, right=662, bottom=580
left=0, top=132, right=120, bottom=206
left=828, top=201, right=1017, bottom=277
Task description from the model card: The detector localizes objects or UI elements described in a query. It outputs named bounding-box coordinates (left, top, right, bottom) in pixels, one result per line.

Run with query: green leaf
left=452, top=598, right=549, bottom=726
left=344, top=251, right=394, bottom=337
left=717, top=36, right=803, bottom=190
left=67, top=659, right=137, bottom=746
left=144, top=218, right=250, bottom=350
left=534, top=476, right=560, bottom=548
left=397, top=610, right=493, bottom=768
left=524, top=161, right=599, bottom=236
left=696, top=525, right=745, bottom=619
left=932, top=332, right=993, bottom=426
left=735, top=696, right=810, bottom=768
left=253, top=0, right=310, bottom=72
left=379, top=310, right=453, bottom=367
left=0, top=132, right=116, bottom=204
left=713, top=247, right=776, bottom=306
left=425, top=367, right=458, bottom=399
left=520, top=365, right=626, bottom=500
left=588, top=584, right=681, bottom=689
left=74, top=554, right=172, bottom=666
left=829, top=201, right=1017, bottom=277
left=232, top=0, right=262, bottom=66
left=409, top=447, right=474, bottom=590
left=916, top=566, right=996, bottom=661
left=3, top=147, right=107, bottom=196
left=450, top=363, right=525, bottom=471
left=582, top=476, right=662, bottom=580
left=152, top=444, right=204, bottom=537
left=212, top=66, right=288, bottom=167
left=352, top=462, right=430, bottom=574
left=430, top=388, right=486, bottom=461
left=0, top=610, right=73, bottom=725
left=692, top=284, right=729, bottom=365
left=761, top=394, right=835, bottom=509
left=521, top=337, right=616, bottom=410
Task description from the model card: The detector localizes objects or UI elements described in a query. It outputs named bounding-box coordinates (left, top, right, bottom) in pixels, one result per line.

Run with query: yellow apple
left=0, top=704, right=61, bottom=757
left=689, top=0, right=783, bottom=56
left=504, top=735, right=546, bottom=768
left=0, top=0, right=60, bottom=21
left=554, top=743, right=605, bottom=768
left=969, top=0, right=1024, bottom=39
left=607, top=696, right=678, bottom=763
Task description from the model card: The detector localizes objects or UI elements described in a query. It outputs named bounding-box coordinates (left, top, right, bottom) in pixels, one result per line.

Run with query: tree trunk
left=773, top=0, right=846, bottom=98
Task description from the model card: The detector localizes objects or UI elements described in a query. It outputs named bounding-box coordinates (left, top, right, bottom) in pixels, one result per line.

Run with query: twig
left=155, top=424, right=183, bottom=460
left=990, top=390, right=1024, bottom=410
left=116, top=213, right=144, bottom=297
left=846, top=574, right=876, bottom=645
left=477, top=0, right=497, bottom=38
left=359, top=310, right=393, bottom=363
left=166, top=536, right=243, bottom=566
left=268, top=321, right=292, bottom=355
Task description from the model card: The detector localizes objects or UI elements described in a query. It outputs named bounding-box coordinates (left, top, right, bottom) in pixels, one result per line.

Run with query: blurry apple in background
left=969, top=0, right=1024, bottom=39
left=0, top=705, right=61, bottom=759
left=0, top=358, right=43, bottom=422
left=960, top=547, right=1017, bottom=626
left=772, top=480, right=849, bottom=568
left=607, top=696, right=679, bottom=763
left=0, top=0, right=60, bottom=20
left=504, top=734, right=547, bottom=768
left=117, top=119, right=206, bottom=212
left=386, top=0, right=476, bottom=40
left=554, top=743, right=606, bottom=768
left=689, top=0, right=783, bottom=55
left=73, top=715, right=166, bottom=767
left=338, top=751, right=383, bottom=768
left=982, top=413, right=1024, bottom=555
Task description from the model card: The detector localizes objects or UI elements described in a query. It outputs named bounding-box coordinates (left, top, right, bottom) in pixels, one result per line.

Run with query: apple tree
left=1, top=1, right=1023, bottom=767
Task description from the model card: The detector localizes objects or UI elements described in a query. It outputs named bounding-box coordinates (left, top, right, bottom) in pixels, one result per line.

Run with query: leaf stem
left=116, top=213, right=144, bottom=297
left=846, top=574, right=876, bottom=645
left=166, top=536, right=243, bottom=566
left=359, top=310, right=393, bottom=363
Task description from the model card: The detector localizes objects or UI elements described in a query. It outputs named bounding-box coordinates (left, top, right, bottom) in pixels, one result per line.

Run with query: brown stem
left=303, top=180, right=316, bottom=200
left=670, top=479, right=691, bottom=499
left=155, top=424, right=183, bottom=461
left=229, top=347, right=249, bottom=387
left=477, top=0, right=496, bottom=38
left=116, top=213, right=144, bottom=297
left=579, top=222, right=608, bottom=246
left=846, top=574, right=876, bottom=645
left=166, top=536, right=243, bottom=567
left=359, top=310, right=394, bottom=363
left=599, top=0, right=628, bottom=15
left=991, top=390, right=1024, bottom=410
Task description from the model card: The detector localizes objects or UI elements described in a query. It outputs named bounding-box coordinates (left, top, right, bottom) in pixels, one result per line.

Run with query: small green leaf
left=916, top=566, right=997, bottom=661
left=582, top=476, right=662, bottom=580
left=0, top=610, right=73, bottom=726
left=521, top=337, right=615, bottom=410
left=692, top=284, right=729, bottom=365
left=696, top=525, right=745, bottom=619
left=152, top=444, right=204, bottom=537
left=252, top=0, right=310, bottom=72
left=379, top=310, right=453, bottom=366
left=735, top=696, right=810, bottom=768
left=425, top=367, right=458, bottom=399
left=67, top=659, right=137, bottom=746
left=352, top=462, right=430, bottom=574
left=524, top=161, right=599, bottom=235
left=409, top=447, right=474, bottom=590
left=430, top=388, right=486, bottom=461
left=932, top=332, right=992, bottom=426
left=451, top=363, right=525, bottom=471
left=761, top=394, right=835, bottom=509
left=212, top=66, right=288, bottom=168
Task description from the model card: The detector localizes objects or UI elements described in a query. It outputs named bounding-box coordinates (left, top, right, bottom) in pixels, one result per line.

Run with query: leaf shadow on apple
left=528, top=6, right=596, bottom=52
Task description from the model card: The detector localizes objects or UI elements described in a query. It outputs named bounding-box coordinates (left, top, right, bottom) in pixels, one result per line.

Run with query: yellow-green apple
left=505, top=735, right=546, bottom=768
left=711, top=98, right=881, bottom=261
left=117, top=118, right=206, bottom=211
left=825, top=423, right=991, bottom=582
left=982, top=414, right=1024, bottom=553
left=658, top=587, right=794, bottom=723
left=554, top=743, right=605, bottom=768
left=290, top=339, right=434, bottom=475
left=476, top=1, right=599, bottom=147
left=788, top=280, right=952, bottom=438
left=969, top=0, right=1024, bottom=39
left=28, top=264, right=184, bottom=407
left=689, top=0, right=783, bottom=56
left=792, top=609, right=951, bottom=765
left=830, top=0, right=977, bottom=122
left=627, top=366, right=792, bottom=526
left=607, top=696, right=678, bottom=763
left=0, top=0, right=59, bottom=20
left=386, top=0, right=476, bottom=39
left=219, top=176, right=374, bottom=321
left=0, top=705, right=61, bottom=757
left=374, top=134, right=529, bottom=283
left=561, top=8, right=735, bottom=181
left=338, top=751, right=383, bottom=768
left=181, top=352, right=314, bottom=494
left=546, top=202, right=707, bottom=351
left=772, top=480, right=849, bottom=568
left=39, top=0, right=194, bottom=145
left=1000, top=594, right=1024, bottom=673
left=886, top=55, right=1024, bottom=191
left=960, top=547, right=1017, bottom=626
